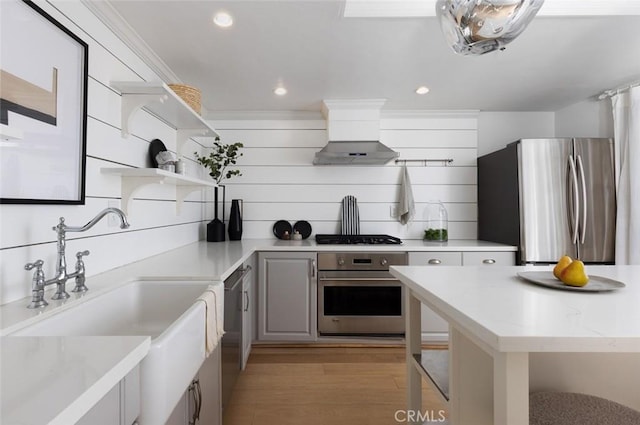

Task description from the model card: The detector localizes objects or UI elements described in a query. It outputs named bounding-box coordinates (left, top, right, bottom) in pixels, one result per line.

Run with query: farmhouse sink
left=11, top=279, right=223, bottom=425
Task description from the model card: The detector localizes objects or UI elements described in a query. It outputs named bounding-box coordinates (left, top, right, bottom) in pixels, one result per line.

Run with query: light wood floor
left=223, top=345, right=448, bottom=425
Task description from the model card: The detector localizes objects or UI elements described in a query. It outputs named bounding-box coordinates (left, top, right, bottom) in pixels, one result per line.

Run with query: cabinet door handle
left=311, top=259, right=316, bottom=278
left=244, top=290, right=249, bottom=312
left=188, top=379, right=200, bottom=425
left=482, top=259, right=496, bottom=265
left=428, top=259, right=441, bottom=265
left=195, top=379, right=202, bottom=421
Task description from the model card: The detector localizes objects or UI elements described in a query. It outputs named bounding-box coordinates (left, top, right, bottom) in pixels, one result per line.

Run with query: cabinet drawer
left=408, top=252, right=462, bottom=266
left=462, top=251, right=515, bottom=266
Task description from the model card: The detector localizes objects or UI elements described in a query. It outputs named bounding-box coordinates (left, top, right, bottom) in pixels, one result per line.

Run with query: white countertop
left=0, top=238, right=514, bottom=424
left=1, top=336, right=149, bottom=425
left=391, top=265, right=640, bottom=353
left=1, top=239, right=514, bottom=334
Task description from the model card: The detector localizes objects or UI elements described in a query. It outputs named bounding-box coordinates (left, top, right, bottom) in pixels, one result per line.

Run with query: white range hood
left=313, top=99, right=399, bottom=165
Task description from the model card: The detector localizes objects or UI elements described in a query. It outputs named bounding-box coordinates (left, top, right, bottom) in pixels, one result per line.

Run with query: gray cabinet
left=165, top=347, right=221, bottom=425
left=258, top=252, right=317, bottom=341
left=409, top=252, right=462, bottom=267
left=198, top=348, right=222, bottom=425
left=242, top=255, right=256, bottom=369
left=408, top=252, right=461, bottom=343
left=462, top=251, right=514, bottom=266
left=77, top=366, right=140, bottom=425
left=408, top=251, right=515, bottom=343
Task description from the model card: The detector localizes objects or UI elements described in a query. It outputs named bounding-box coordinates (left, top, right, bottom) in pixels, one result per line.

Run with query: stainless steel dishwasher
left=221, top=264, right=251, bottom=412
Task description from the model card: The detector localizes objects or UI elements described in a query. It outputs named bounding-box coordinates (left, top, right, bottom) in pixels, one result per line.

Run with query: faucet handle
left=25, top=260, right=47, bottom=309
left=76, top=250, right=90, bottom=260
left=72, top=250, right=90, bottom=293
left=25, top=259, right=44, bottom=271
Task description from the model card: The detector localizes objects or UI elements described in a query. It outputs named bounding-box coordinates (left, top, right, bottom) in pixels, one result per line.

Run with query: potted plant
left=195, top=138, right=244, bottom=242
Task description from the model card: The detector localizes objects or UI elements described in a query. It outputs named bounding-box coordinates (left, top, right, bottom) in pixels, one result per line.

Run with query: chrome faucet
left=24, top=208, right=130, bottom=308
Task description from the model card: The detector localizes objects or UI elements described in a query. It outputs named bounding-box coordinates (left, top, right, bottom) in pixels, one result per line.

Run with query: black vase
left=228, top=199, right=243, bottom=241
left=207, top=186, right=226, bottom=242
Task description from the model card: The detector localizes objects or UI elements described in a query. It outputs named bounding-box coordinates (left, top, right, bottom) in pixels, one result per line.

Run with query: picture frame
left=0, top=0, right=88, bottom=204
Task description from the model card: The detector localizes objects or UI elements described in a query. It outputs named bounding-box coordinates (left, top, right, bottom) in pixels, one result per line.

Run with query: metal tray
left=517, top=271, right=625, bottom=292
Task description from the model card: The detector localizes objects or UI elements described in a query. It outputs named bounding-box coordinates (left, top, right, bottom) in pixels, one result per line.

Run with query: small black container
left=228, top=199, right=243, bottom=241
left=207, top=218, right=225, bottom=242
left=207, top=186, right=226, bottom=242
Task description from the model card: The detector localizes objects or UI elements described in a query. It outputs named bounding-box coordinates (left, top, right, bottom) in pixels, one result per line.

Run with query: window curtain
left=611, top=86, right=640, bottom=264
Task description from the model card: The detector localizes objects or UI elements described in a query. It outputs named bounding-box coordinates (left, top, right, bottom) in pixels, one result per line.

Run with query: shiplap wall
left=211, top=111, right=479, bottom=241
left=0, top=0, right=210, bottom=305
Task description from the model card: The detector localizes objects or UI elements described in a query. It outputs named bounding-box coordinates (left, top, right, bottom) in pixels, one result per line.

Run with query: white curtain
left=612, top=86, right=640, bottom=265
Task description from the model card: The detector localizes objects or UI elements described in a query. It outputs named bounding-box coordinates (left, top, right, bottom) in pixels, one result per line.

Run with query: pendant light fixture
left=436, top=0, right=545, bottom=55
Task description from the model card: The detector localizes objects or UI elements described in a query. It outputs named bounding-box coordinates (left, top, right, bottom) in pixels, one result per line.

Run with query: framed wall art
left=0, top=0, right=88, bottom=204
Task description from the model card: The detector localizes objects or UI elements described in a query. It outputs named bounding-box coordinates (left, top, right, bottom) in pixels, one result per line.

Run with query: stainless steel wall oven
left=317, top=252, right=407, bottom=336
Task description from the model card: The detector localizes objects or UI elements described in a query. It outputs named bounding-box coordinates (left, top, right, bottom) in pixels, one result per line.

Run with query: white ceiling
left=106, top=1, right=640, bottom=116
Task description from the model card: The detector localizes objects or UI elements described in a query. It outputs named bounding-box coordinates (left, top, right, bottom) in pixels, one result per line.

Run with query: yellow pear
left=553, top=255, right=573, bottom=280
left=560, top=260, right=589, bottom=287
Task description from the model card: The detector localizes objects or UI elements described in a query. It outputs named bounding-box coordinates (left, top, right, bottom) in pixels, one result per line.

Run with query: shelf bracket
left=120, top=176, right=164, bottom=215
left=176, top=185, right=206, bottom=215
left=120, top=93, right=168, bottom=138
left=177, top=129, right=210, bottom=155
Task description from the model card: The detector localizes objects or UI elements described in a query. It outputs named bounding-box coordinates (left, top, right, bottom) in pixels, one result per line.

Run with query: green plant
left=194, top=138, right=244, bottom=184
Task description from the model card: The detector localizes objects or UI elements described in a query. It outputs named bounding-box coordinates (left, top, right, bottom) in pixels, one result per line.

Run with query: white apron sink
left=11, top=279, right=223, bottom=425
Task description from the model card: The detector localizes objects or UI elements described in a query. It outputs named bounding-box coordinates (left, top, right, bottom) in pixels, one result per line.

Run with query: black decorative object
left=207, top=185, right=226, bottom=242
left=149, top=139, right=167, bottom=168
left=293, top=220, right=312, bottom=239
left=228, top=199, right=243, bottom=240
left=194, top=138, right=244, bottom=243
left=273, top=220, right=293, bottom=240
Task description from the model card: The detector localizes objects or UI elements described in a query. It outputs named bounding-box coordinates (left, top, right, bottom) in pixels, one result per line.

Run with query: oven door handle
left=318, top=277, right=399, bottom=282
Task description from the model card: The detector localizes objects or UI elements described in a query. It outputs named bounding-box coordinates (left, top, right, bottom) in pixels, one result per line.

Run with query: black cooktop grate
left=315, top=234, right=402, bottom=245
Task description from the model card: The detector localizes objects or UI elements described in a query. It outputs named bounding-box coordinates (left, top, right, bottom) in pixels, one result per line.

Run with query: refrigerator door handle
left=568, top=155, right=580, bottom=244
left=576, top=155, right=587, bottom=244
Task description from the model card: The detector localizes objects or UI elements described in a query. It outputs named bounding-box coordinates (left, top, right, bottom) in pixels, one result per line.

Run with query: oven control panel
left=317, top=252, right=407, bottom=271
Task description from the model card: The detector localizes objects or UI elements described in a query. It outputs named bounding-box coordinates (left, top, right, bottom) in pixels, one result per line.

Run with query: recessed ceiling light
left=274, top=87, right=287, bottom=96
left=213, top=11, right=233, bottom=28
left=415, top=86, right=430, bottom=95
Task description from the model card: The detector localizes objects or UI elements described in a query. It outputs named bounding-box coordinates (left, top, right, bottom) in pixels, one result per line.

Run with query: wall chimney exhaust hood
left=313, top=99, right=399, bottom=165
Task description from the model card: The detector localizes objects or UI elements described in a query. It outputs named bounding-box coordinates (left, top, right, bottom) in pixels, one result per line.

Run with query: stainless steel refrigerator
left=478, top=138, right=616, bottom=264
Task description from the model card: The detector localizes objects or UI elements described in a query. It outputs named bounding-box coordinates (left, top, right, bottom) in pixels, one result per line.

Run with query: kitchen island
left=390, top=265, right=640, bottom=425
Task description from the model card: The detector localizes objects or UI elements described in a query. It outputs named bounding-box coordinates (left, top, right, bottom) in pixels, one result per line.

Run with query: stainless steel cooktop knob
left=380, top=257, right=388, bottom=266
left=338, top=257, right=345, bottom=266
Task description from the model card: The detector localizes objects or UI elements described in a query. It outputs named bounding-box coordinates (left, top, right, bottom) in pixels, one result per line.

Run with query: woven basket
left=168, top=83, right=201, bottom=114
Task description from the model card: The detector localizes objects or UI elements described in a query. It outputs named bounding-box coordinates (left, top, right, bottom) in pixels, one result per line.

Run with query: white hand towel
left=397, top=165, right=415, bottom=225
left=197, top=285, right=225, bottom=357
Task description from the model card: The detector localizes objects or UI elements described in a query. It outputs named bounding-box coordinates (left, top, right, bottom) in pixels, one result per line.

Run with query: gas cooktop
left=315, top=234, right=402, bottom=245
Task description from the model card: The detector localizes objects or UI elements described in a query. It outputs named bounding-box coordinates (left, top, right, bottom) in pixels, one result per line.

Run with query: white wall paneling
left=226, top=166, right=476, bottom=185
left=238, top=221, right=477, bottom=241
left=381, top=129, right=477, bottom=148
left=210, top=112, right=479, bottom=241
left=1, top=223, right=201, bottom=305
left=216, top=128, right=327, bottom=148
left=0, top=1, right=210, bottom=305
left=238, top=147, right=477, bottom=167
left=222, top=184, right=477, bottom=204
left=229, top=202, right=476, bottom=222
